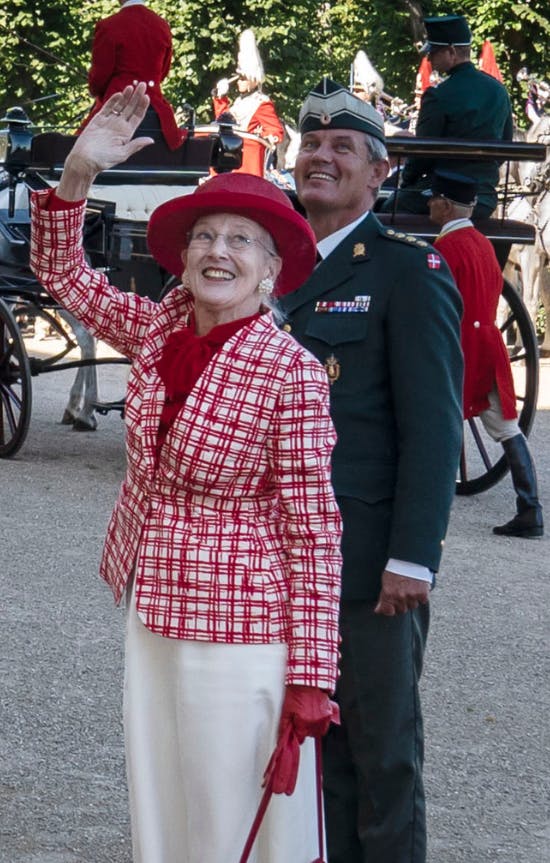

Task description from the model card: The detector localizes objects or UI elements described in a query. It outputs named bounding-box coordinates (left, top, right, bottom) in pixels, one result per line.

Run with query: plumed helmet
left=236, top=29, right=265, bottom=86
left=352, top=50, right=384, bottom=96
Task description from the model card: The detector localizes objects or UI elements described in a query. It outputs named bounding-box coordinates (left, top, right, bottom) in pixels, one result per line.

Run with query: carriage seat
left=29, top=131, right=216, bottom=221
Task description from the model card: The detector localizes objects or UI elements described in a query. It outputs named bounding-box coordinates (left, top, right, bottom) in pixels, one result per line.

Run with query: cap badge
left=320, top=112, right=331, bottom=125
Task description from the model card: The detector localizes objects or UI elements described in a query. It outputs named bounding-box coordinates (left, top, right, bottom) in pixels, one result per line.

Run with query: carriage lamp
left=0, top=107, right=34, bottom=173
left=211, top=112, right=243, bottom=173
left=0, top=107, right=34, bottom=218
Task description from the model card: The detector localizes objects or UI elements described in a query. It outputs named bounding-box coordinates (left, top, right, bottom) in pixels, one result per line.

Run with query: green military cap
left=298, top=76, right=385, bottom=144
left=421, top=15, right=472, bottom=53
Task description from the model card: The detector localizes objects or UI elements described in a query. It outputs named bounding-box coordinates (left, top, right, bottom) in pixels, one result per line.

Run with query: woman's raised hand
left=57, top=83, right=154, bottom=201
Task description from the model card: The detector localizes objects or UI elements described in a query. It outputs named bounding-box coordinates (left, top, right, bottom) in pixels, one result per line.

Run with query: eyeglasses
left=187, top=230, right=277, bottom=256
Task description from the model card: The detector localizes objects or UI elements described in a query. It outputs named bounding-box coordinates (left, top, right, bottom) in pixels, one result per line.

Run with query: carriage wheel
left=456, top=278, right=539, bottom=495
left=0, top=298, right=32, bottom=458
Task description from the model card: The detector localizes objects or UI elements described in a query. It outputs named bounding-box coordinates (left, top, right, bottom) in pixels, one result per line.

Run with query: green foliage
left=0, top=0, right=548, bottom=131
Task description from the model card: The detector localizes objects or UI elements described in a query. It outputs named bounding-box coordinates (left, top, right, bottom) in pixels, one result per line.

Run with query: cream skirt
left=124, top=590, right=320, bottom=863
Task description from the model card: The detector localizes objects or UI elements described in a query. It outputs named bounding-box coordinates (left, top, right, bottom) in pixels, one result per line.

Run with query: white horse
left=503, top=115, right=550, bottom=353
left=56, top=310, right=99, bottom=431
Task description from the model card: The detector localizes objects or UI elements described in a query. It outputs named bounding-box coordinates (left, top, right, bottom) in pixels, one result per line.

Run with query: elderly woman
left=30, top=83, right=342, bottom=863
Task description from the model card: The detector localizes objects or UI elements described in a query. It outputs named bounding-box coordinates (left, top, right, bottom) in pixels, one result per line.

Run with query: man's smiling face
left=295, top=128, right=387, bottom=229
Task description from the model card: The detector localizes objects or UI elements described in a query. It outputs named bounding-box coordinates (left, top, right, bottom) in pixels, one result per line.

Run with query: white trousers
left=480, top=386, right=521, bottom=443
left=124, top=592, right=320, bottom=863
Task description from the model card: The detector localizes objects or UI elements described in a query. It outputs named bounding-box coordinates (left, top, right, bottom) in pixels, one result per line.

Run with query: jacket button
left=473, top=321, right=480, bottom=328
left=282, top=323, right=292, bottom=332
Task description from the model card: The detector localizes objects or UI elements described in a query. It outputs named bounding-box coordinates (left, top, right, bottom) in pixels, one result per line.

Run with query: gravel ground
left=1, top=348, right=549, bottom=863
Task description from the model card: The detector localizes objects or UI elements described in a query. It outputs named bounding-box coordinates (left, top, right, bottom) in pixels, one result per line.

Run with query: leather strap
left=238, top=736, right=325, bottom=863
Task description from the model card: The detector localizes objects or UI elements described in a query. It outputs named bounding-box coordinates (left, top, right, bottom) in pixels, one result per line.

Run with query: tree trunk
left=402, top=0, right=426, bottom=45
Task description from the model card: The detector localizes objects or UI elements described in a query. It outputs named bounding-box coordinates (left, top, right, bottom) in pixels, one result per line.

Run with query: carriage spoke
left=458, top=447, right=468, bottom=482
left=466, top=417, right=494, bottom=471
left=0, top=383, right=20, bottom=436
left=509, top=350, right=528, bottom=364
left=499, top=312, right=516, bottom=334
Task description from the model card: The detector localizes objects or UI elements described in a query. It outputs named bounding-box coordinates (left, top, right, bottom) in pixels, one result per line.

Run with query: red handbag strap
left=238, top=771, right=274, bottom=863
left=314, top=736, right=325, bottom=862
left=238, top=736, right=325, bottom=863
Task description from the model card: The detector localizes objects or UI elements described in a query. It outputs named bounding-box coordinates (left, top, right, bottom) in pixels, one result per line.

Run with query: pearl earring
left=258, top=277, right=274, bottom=296
left=181, top=271, right=190, bottom=289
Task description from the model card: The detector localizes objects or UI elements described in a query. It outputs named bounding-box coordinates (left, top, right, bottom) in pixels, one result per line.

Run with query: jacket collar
left=281, top=211, right=381, bottom=313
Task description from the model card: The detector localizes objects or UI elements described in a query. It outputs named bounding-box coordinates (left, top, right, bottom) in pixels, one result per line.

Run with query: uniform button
left=282, top=323, right=292, bottom=332
left=132, top=79, right=138, bottom=86
left=473, top=321, right=480, bottom=328
left=148, top=80, right=155, bottom=87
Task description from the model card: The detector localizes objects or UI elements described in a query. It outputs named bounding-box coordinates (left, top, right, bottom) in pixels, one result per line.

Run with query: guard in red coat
left=428, top=170, right=543, bottom=538
left=79, top=0, right=184, bottom=151
left=212, top=29, right=283, bottom=176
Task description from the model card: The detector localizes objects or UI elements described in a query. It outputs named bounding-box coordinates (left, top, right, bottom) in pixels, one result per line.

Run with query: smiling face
left=294, top=128, right=389, bottom=239
left=181, top=213, right=281, bottom=333
left=237, top=77, right=254, bottom=94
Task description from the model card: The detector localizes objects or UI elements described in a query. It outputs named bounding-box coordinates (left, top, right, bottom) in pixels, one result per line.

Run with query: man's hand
left=57, top=83, right=153, bottom=201
left=374, top=570, right=430, bottom=616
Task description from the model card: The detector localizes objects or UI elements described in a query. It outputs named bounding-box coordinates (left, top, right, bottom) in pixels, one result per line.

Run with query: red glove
left=262, top=686, right=340, bottom=796
left=262, top=722, right=301, bottom=795
left=278, top=684, right=340, bottom=742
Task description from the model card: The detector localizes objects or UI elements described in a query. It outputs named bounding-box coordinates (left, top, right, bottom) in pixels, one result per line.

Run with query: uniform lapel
left=281, top=213, right=380, bottom=314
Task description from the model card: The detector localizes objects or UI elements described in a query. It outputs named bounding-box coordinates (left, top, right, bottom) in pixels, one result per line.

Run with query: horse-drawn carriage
left=0, top=106, right=547, bottom=498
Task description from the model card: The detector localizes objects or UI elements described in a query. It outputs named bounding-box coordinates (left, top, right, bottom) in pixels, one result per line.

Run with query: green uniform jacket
left=280, top=212, right=464, bottom=600
left=402, top=61, right=513, bottom=213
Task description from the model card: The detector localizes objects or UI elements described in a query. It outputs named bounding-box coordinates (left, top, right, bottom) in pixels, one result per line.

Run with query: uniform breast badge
left=325, top=353, right=341, bottom=384
left=315, top=298, right=370, bottom=313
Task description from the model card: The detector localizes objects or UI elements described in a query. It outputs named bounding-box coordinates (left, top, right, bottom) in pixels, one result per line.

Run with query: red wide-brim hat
left=147, top=173, right=317, bottom=296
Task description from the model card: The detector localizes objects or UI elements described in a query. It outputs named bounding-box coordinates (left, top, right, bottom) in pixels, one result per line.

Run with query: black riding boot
left=493, top=434, right=544, bottom=537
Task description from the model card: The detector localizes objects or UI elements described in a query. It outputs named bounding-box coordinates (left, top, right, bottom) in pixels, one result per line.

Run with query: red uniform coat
left=30, top=190, right=342, bottom=692
left=435, top=224, right=517, bottom=419
left=213, top=91, right=284, bottom=176
left=80, top=2, right=184, bottom=150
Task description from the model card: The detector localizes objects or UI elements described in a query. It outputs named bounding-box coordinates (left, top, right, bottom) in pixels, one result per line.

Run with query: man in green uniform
left=280, top=77, right=464, bottom=862
left=383, top=14, right=513, bottom=217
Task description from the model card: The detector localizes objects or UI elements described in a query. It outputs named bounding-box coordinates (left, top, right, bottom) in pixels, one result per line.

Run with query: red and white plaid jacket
left=30, top=192, right=342, bottom=691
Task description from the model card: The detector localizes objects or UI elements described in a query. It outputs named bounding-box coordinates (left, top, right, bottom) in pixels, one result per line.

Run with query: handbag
left=238, top=734, right=326, bottom=863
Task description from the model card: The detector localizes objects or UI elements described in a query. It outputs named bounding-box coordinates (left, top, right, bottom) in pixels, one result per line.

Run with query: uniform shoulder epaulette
left=381, top=225, right=430, bottom=249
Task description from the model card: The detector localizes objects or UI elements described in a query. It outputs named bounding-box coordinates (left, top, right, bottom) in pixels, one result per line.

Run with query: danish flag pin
left=427, top=253, right=441, bottom=269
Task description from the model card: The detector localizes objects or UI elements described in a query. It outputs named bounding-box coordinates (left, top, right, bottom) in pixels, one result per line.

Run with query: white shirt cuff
left=386, top=558, right=434, bottom=584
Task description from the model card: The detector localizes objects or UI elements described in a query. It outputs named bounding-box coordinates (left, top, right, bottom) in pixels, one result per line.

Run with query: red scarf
left=155, top=311, right=260, bottom=451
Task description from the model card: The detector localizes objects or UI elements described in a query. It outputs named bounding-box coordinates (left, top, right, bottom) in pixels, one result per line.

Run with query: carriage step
left=92, top=399, right=126, bottom=417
